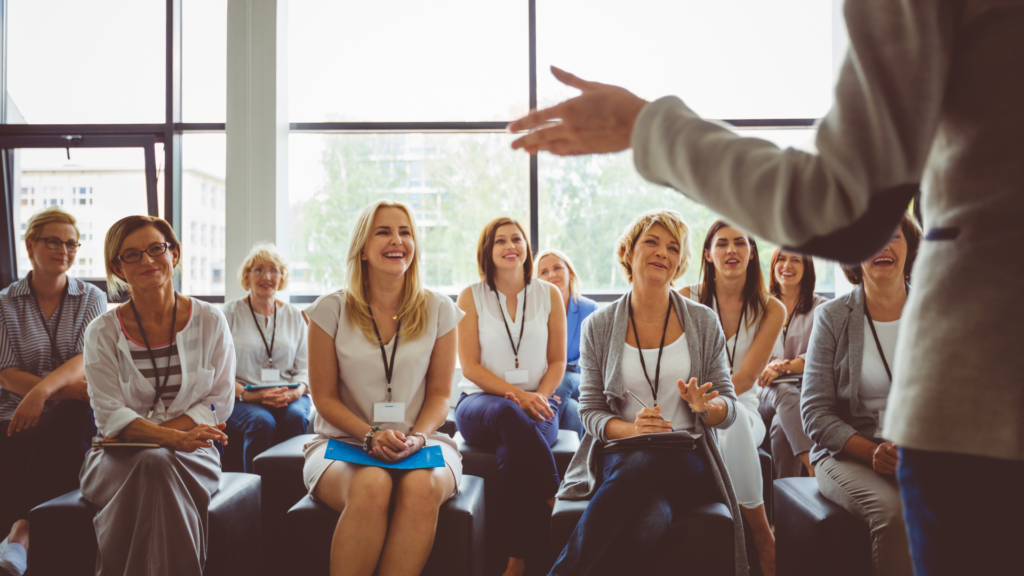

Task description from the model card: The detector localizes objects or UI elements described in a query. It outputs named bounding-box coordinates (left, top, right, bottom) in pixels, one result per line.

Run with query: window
left=181, top=133, right=226, bottom=296
left=183, top=0, right=227, bottom=123
left=191, top=257, right=198, bottom=279
left=201, top=224, right=208, bottom=246
left=191, top=222, right=198, bottom=244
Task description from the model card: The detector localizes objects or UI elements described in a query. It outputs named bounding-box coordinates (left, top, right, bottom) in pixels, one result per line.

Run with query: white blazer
left=83, top=298, right=236, bottom=438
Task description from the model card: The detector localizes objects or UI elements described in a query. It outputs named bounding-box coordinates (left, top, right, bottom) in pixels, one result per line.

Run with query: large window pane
left=289, top=133, right=528, bottom=294
left=181, top=133, right=227, bottom=296
left=538, top=0, right=834, bottom=119
left=13, top=148, right=152, bottom=280
left=183, top=0, right=227, bottom=123
left=289, top=1, right=528, bottom=122
left=7, top=0, right=165, bottom=124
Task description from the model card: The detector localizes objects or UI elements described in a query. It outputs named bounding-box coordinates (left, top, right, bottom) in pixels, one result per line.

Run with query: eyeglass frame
left=36, top=236, right=82, bottom=253
left=250, top=266, right=282, bottom=277
left=116, top=242, right=176, bottom=264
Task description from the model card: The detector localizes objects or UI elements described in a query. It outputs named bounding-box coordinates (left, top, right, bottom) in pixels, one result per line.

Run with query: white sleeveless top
left=687, top=283, right=761, bottom=413
left=621, top=334, right=696, bottom=433
left=459, top=279, right=553, bottom=394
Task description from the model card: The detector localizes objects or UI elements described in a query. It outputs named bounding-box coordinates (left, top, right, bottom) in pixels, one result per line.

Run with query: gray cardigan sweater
left=557, top=290, right=747, bottom=576
left=801, top=285, right=881, bottom=465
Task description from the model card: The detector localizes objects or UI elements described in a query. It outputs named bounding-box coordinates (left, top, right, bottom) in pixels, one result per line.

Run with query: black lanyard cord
left=627, top=294, right=674, bottom=407
left=368, top=308, right=400, bottom=402
left=129, top=294, right=179, bottom=419
left=495, top=284, right=528, bottom=369
left=247, top=296, right=278, bottom=368
left=863, top=284, right=910, bottom=382
left=27, top=271, right=69, bottom=370
left=715, top=298, right=746, bottom=374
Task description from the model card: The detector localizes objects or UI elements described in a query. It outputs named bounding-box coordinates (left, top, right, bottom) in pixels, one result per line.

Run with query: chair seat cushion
left=456, top=429, right=580, bottom=479
left=774, top=477, right=871, bottom=576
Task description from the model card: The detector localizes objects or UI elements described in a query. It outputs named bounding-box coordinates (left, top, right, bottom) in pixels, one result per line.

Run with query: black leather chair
left=284, top=475, right=485, bottom=576
left=456, top=429, right=580, bottom=576
left=28, top=472, right=261, bottom=576
left=774, top=477, right=871, bottom=576
left=252, top=433, right=317, bottom=574
left=550, top=498, right=735, bottom=575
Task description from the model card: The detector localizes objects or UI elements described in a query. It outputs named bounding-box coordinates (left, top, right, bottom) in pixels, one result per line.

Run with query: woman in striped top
left=0, top=207, right=105, bottom=576
left=80, top=216, right=235, bottom=576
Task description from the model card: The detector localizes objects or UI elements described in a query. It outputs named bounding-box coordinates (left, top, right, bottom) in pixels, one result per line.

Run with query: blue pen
left=626, top=390, right=673, bottom=431
left=210, top=403, right=218, bottom=423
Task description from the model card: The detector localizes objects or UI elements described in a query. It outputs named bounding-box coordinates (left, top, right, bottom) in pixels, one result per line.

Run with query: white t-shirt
left=459, top=279, right=553, bottom=394
left=861, top=317, right=900, bottom=437
left=620, top=334, right=696, bottom=433
left=304, top=288, right=463, bottom=453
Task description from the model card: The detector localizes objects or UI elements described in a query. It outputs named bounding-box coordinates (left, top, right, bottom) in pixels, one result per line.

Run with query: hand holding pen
left=627, top=390, right=673, bottom=435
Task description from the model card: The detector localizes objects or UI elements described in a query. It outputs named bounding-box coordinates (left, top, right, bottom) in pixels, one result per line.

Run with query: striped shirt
left=117, top=307, right=190, bottom=410
left=0, top=276, right=107, bottom=421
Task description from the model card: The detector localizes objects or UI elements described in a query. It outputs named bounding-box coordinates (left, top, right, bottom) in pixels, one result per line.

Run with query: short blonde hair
left=104, top=215, right=182, bottom=299
left=616, top=209, right=692, bottom=285
left=238, top=242, right=290, bottom=292
left=26, top=206, right=80, bottom=243
left=345, top=200, right=429, bottom=342
left=535, top=249, right=581, bottom=301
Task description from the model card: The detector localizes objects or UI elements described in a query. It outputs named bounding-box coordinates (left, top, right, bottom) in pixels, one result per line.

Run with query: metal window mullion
left=528, top=0, right=538, bottom=251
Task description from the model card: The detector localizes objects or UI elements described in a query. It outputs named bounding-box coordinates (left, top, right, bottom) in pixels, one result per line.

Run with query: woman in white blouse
left=222, top=242, right=309, bottom=473
left=681, top=221, right=785, bottom=576
left=455, top=217, right=567, bottom=576
left=302, top=200, right=462, bottom=576
left=81, top=215, right=235, bottom=576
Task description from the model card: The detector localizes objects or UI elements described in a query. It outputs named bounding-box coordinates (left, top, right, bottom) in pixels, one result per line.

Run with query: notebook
left=604, top=430, right=702, bottom=452
left=245, top=383, right=302, bottom=391
left=325, top=438, right=445, bottom=469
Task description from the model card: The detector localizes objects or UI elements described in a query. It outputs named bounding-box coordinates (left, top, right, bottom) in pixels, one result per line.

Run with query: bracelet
left=362, top=425, right=381, bottom=452
left=412, top=432, right=429, bottom=446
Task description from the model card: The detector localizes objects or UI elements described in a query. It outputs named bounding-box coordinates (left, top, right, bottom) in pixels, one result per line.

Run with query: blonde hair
left=535, top=249, right=581, bottom=301
left=615, top=209, right=692, bottom=285
left=345, top=200, right=429, bottom=342
left=238, top=242, right=290, bottom=291
left=104, top=215, right=182, bottom=299
left=26, top=206, right=80, bottom=243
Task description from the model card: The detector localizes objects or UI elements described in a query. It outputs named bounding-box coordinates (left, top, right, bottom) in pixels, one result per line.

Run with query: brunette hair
left=841, top=211, right=923, bottom=284
left=476, top=217, right=533, bottom=291
left=104, top=215, right=182, bottom=299
left=698, top=220, right=768, bottom=327
left=768, top=249, right=817, bottom=316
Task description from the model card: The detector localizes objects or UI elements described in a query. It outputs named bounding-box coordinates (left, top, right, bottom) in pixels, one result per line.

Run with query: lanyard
left=246, top=296, right=278, bottom=368
left=368, top=308, right=400, bottom=402
left=129, top=294, right=179, bottom=419
left=863, top=284, right=910, bottom=382
left=495, top=284, right=528, bottom=369
left=27, top=271, right=69, bottom=370
left=782, top=311, right=793, bottom=351
left=627, top=294, right=674, bottom=407
left=714, top=298, right=746, bottom=374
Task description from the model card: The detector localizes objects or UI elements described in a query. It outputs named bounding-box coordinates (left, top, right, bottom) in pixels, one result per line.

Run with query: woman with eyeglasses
left=79, top=215, right=234, bottom=576
left=0, top=207, right=105, bottom=576
left=222, top=242, right=309, bottom=473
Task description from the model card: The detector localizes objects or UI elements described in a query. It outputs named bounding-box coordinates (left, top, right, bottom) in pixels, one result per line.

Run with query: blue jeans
left=550, top=447, right=719, bottom=576
left=455, top=390, right=565, bottom=558
left=898, top=447, right=1024, bottom=576
left=556, top=371, right=583, bottom=438
left=224, top=395, right=311, bottom=473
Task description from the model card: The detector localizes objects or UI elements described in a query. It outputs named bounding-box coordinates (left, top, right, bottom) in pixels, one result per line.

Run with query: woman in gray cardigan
left=550, top=209, right=748, bottom=576
left=801, top=212, right=921, bottom=576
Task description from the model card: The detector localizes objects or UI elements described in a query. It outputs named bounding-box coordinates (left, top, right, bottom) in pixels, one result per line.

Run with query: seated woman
left=536, top=248, right=598, bottom=437
left=802, top=213, right=921, bottom=576
left=681, top=221, right=784, bottom=576
left=551, top=208, right=744, bottom=575
left=757, top=249, right=829, bottom=478
left=0, top=207, right=105, bottom=576
left=222, top=242, right=309, bottom=473
left=80, top=215, right=234, bottom=576
left=302, top=200, right=462, bottom=576
left=455, top=217, right=567, bottom=576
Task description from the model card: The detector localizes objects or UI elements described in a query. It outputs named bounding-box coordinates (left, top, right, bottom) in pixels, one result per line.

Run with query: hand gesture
left=758, top=366, right=782, bottom=388
left=168, top=423, right=229, bottom=452
left=504, top=391, right=554, bottom=422
left=872, top=442, right=899, bottom=475
left=677, top=378, right=724, bottom=416
left=370, top=429, right=415, bottom=463
left=7, top=387, right=48, bottom=436
left=508, top=67, right=647, bottom=156
left=260, top=387, right=292, bottom=409
left=634, top=406, right=672, bottom=436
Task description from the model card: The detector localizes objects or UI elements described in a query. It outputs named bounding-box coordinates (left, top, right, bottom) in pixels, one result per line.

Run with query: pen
left=626, top=390, right=672, bottom=431
left=211, top=403, right=218, bottom=423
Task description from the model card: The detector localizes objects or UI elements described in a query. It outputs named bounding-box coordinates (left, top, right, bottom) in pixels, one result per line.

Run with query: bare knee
left=346, top=468, right=394, bottom=514
left=394, top=470, right=448, bottom=511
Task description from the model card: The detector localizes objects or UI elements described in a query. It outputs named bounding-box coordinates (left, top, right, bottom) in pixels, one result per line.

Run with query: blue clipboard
left=325, top=438, right=445, bottom=470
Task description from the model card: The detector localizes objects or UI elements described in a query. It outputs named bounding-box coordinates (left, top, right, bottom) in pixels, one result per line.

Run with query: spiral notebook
left=325, top=438, right=445, bottom=469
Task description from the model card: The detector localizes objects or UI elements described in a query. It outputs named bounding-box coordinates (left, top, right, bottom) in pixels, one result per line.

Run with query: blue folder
left=325, top=438, right=445, bottom=469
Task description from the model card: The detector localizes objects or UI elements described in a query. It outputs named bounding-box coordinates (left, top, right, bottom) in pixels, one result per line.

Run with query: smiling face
left=361, top=206, right=415, bottom=279
left=862, top=228, right=908, bottom=287
left=630, top=223, right=681, bottom=288
left=773, top=251, right=805, bottom=291
left=537, top=254, right=571, bottom=299
left=247, top=259, right=282, bottom=299
left=490, top=223, right=527, bottom=273
left=26, top=222, right=79, bottom=276
left=112, top=225, right=179, bottom=293
left=705, top=225, right=751, bottom=280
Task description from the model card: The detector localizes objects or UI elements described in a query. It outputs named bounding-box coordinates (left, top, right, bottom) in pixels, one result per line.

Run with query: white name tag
left=261, top=368, right=281, bottom=383
left=374, top=402, right=406, bottom=423
left=505, top=369, right=529, bottom=385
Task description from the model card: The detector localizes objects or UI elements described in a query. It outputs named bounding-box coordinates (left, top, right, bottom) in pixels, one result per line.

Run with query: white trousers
left=717, top=402, right=766, bottom=508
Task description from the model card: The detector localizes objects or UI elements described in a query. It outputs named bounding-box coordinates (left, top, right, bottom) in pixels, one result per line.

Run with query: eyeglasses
left=251, top=267, right=281, bottom=277
left=117, top=243, right=173, bottom=264
left=38, top=237, right=81, bottom=253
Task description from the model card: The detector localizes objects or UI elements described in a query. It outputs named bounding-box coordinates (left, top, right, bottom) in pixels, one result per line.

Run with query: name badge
left=505, top=369, right=529, bottom=385
left=261, top=368, right=281, bottom=383
left=374, top=402, right=406, bottom=423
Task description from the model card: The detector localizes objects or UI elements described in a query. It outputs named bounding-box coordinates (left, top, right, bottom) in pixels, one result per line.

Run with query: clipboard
left=325, top=438, right=445, bottom=469
left=245, top=383, right=301, bottom=391
left=91, top=441, right=161, bottom=448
